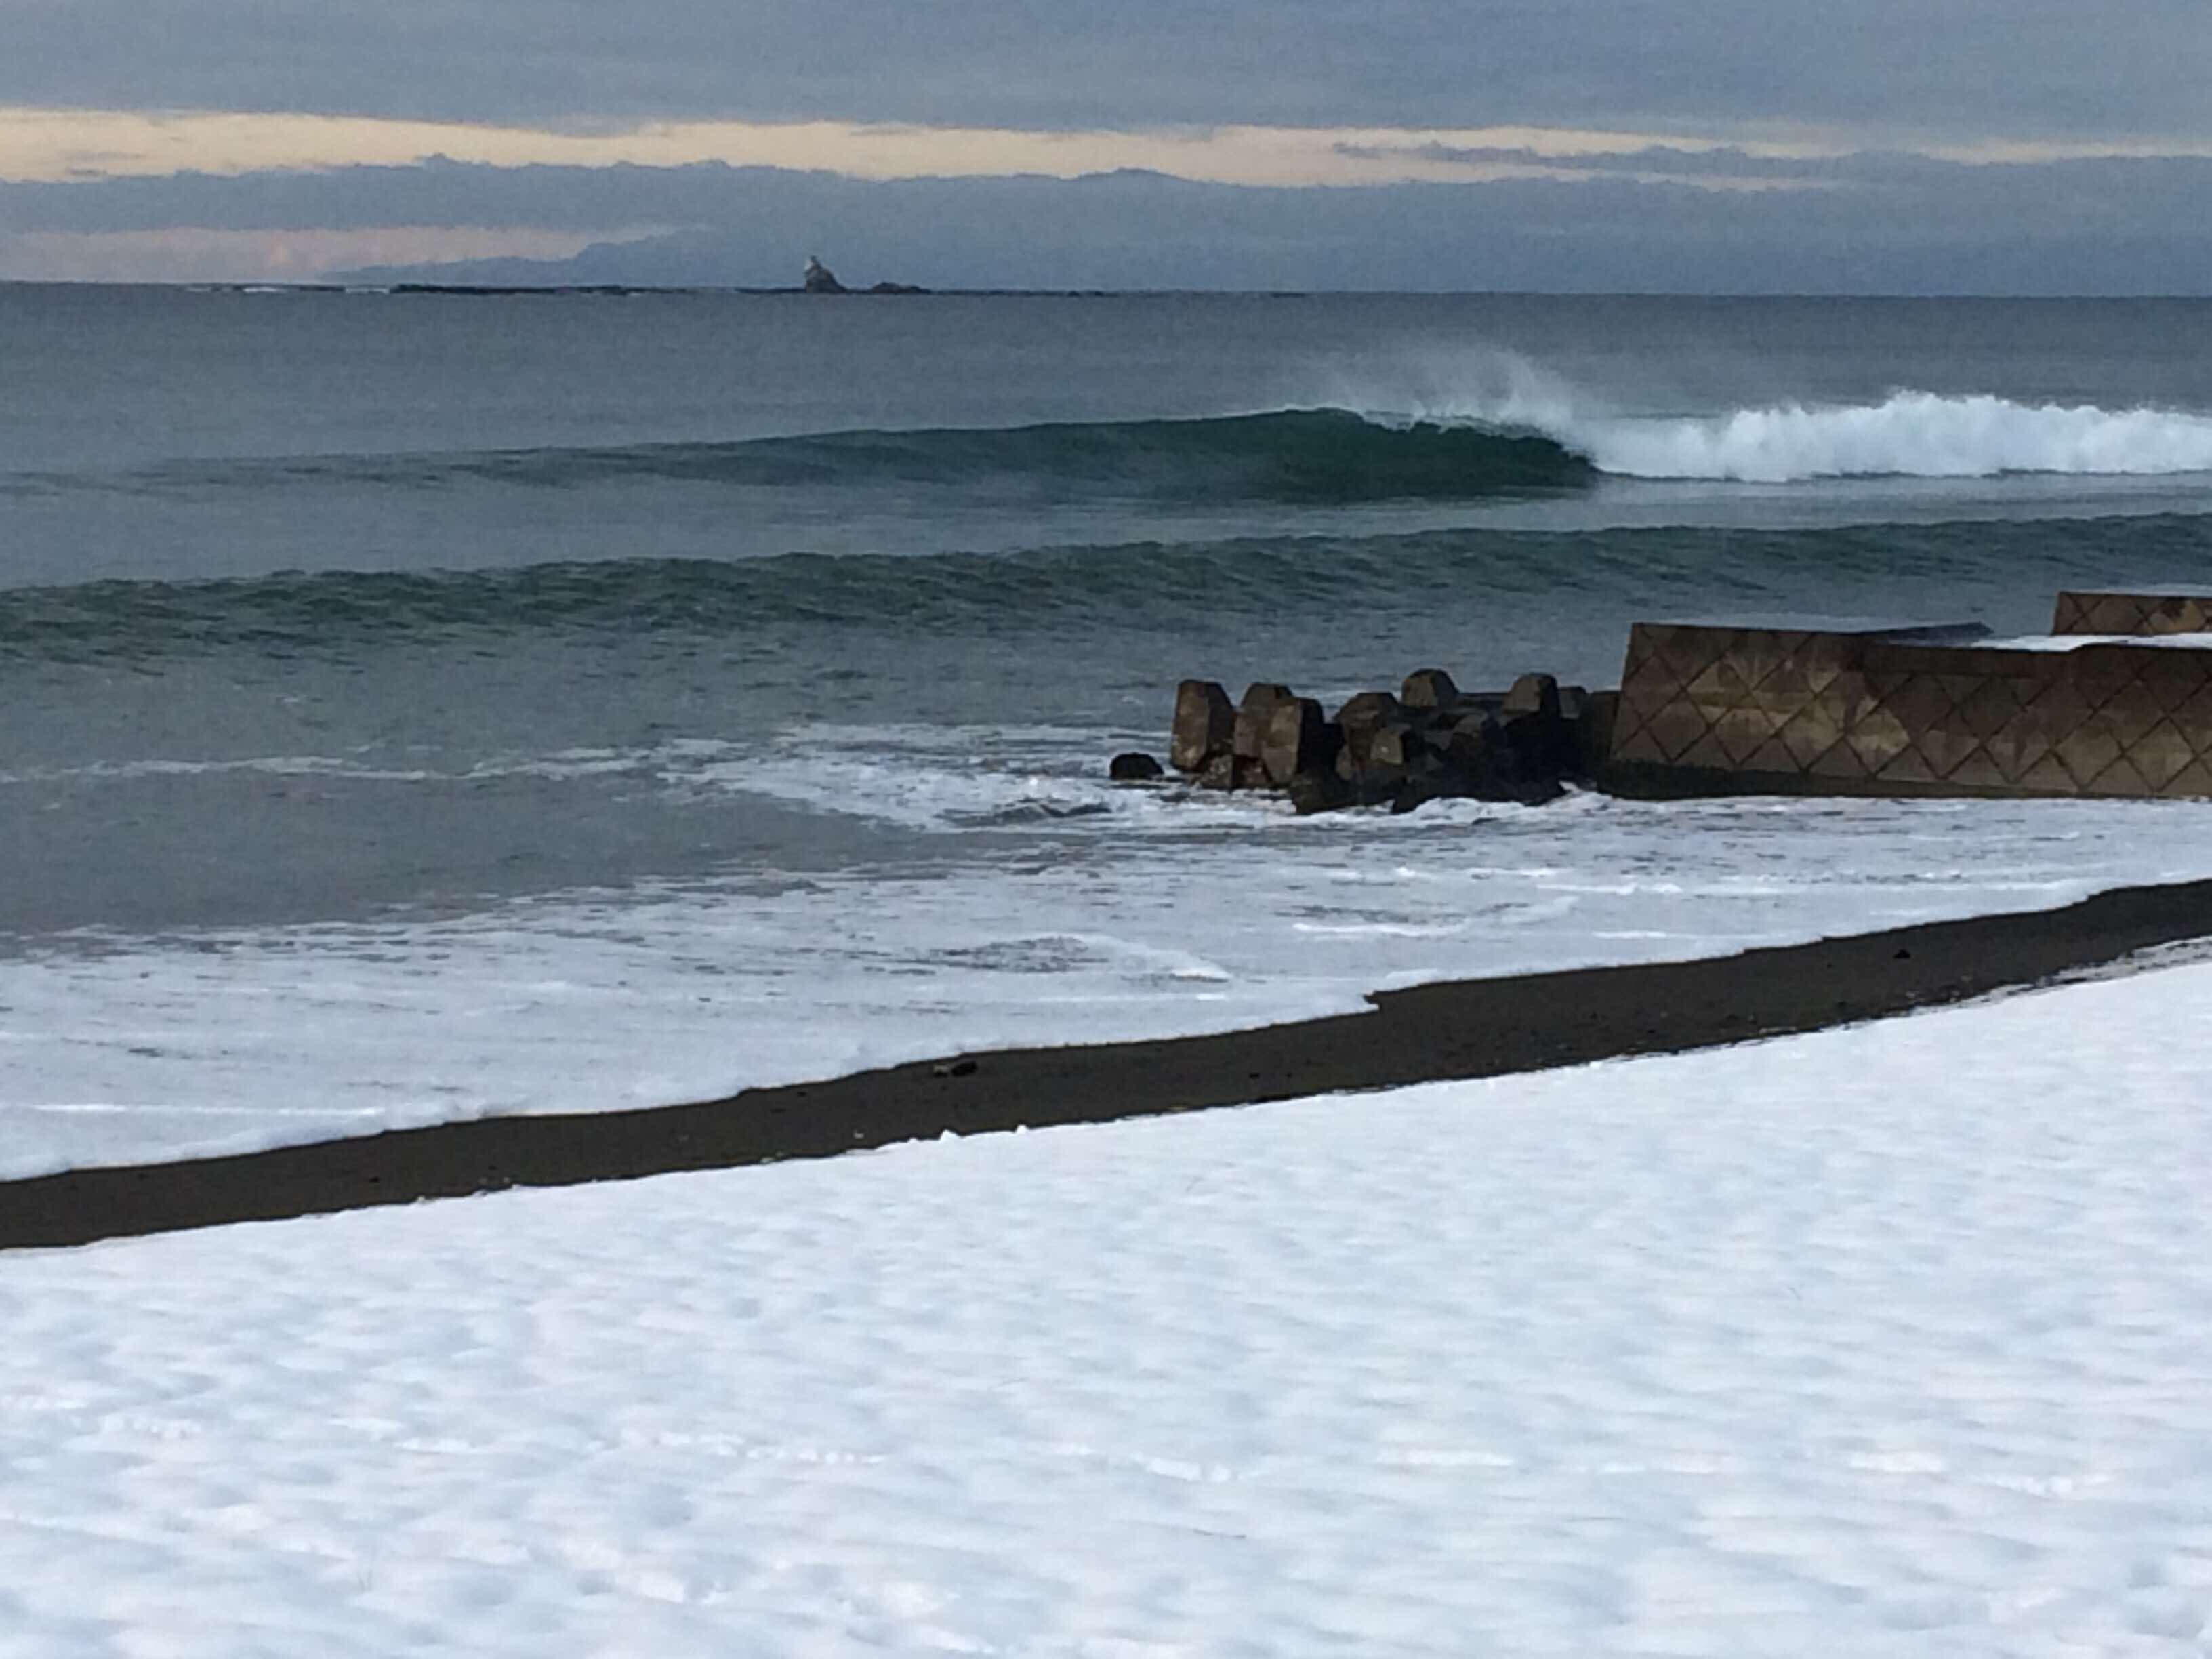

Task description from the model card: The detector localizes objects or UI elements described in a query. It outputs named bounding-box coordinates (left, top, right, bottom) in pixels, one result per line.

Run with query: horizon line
left=7, top=279, right=2212, bottom=302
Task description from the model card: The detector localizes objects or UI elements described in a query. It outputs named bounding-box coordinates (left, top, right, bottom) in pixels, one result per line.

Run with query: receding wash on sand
left=7, top=875, right=2212, bottom=1250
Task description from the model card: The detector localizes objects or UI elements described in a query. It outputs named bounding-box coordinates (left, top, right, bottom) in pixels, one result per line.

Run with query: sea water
left=5, top=287, right=2212, bottom=1172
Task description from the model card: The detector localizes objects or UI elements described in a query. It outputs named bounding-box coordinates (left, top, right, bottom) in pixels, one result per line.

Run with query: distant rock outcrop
left=800, top=258, right=931, bottom=295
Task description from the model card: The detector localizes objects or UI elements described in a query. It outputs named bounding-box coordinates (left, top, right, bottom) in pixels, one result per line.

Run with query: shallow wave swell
left=9, top=512, right=2212, bottom=664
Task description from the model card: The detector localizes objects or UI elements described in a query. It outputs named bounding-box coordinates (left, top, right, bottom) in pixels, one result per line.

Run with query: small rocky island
left=802, top=255, right=929, bottom=296
left=1115, top=671, right=1616, bottom=814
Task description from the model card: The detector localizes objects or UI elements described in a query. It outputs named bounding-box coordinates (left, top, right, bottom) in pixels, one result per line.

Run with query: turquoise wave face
left=3, top=410, right=1596, bottom=507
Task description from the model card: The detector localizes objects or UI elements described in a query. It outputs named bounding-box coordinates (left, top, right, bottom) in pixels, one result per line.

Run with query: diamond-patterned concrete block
left=2054, top=592, right=2212, bottom=636
left=1607, top=613, right=2212, bottom=801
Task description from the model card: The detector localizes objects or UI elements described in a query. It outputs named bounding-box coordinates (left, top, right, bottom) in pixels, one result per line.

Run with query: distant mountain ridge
left=323, top=161, right=2212, bottom=295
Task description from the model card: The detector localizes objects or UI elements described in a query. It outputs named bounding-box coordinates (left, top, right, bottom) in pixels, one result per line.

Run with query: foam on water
left=1332, top=348, right=2212, bottom=483
left=1574, top=392, right=2212, bottom=483
left=706, top=724, right=1288, bottom=833
left=6, top=788, right=2209, bottom=1179
left=1380, top=367, right=2212, bottom=483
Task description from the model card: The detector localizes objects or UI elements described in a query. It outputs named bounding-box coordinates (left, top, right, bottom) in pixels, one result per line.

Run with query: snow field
left=5, top=961, right=2212, bottom=1654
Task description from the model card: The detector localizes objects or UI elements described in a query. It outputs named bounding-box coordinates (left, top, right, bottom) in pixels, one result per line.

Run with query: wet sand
left=7, top=876, right=2212, bottom=1251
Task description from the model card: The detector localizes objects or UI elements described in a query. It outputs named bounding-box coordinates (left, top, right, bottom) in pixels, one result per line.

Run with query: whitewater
left=8, top=756, right=2212, bottom=1177
left=1555, top=390, right=2212, bottom=483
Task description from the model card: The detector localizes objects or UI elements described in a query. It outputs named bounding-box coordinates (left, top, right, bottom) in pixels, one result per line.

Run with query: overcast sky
left=2, top=1, right=2208, bottom=287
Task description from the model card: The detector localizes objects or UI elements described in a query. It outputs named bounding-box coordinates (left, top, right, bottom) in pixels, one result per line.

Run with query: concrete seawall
left=1604, top=593, right=2212, bottom=800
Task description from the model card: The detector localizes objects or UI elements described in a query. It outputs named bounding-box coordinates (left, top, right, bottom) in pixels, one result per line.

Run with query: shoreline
left=8, top=876, right=2212, bottom=1252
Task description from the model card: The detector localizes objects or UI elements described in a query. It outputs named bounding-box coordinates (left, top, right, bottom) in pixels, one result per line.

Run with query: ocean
left=6, top=285, right=2212, bottom=1173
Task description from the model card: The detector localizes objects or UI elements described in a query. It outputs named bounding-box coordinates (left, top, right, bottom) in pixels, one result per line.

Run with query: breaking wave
left=5, top=411, right=1591, bottom=506
left=13, top=395, right=2210, bottom=508
left=1573, top=392, right=2212, bottom=483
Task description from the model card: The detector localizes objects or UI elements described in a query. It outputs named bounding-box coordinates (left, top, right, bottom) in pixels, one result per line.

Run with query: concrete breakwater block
left=1605, top=615, right=2212, bottom=800
left=1168, top=680, right=1234, bottom=773
left=1145, top=670, right=1603, bottom=815
left=1135, top=593, right=2212, bottom=811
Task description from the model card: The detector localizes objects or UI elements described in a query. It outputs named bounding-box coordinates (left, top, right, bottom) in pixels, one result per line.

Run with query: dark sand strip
left=7, top=877, right=2212, bottom=1252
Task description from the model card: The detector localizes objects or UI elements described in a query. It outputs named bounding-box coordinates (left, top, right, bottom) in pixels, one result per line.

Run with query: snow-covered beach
left=10, top=288, right=2212, bottom=1656
left=5, top=952, right=2211, bottom=1655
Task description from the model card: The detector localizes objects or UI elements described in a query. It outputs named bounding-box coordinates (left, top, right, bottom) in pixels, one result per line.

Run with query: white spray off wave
left=1346, top=351, right=2212, bottom=483
left=1578, top=392, right=2212, bottom=483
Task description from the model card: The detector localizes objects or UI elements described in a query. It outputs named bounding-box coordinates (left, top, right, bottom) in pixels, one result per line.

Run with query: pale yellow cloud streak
left=0, top=106, right=1865, bottom=190
left=3, top=225, right=665, bottom=283
left=7, top=108, right=2211, bottom=194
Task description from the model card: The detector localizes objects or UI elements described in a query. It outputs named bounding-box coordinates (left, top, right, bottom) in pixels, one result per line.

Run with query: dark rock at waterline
left=1390, top=773, right=1451, bottom=815
left=1288, top=767, right=1355, bottom=815
left=1159, top=662, right=1603, bottom=813
left=1199, top=752, right=1272, bottom=791
left=1261, top=698, right=1334, bottom=785
left=1401, top=668, right=1460, bottom=710
left=1336, top=762, right=1406, bottom=808
left=1337, top=716, right=1418, bottom=804
left=1109, top=752, right=1166, bottom=781
left=1170, top=680, right=1235, bottom=772
left=1327, top=725, right=1415, bottom=809
left=1334, top=689, right=1404, bottom=731
left=1233, top=683, right=1296, bottom=759
left=1333, top=691, right=1406, bottom=763
left=1442, top=711, right=1502, bottom=771
left=1364, top=720, right=1420, bottom=773
left=1393, top=761, right=1565, bottom=815
left=1502, top=672, right=1561, bottom=721
left=802, top=255, right=846, bottom=293
left=1576, top=690, right=1620, bottom=780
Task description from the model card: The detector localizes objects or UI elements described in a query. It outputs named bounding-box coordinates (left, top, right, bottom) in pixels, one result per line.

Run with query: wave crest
left=1565, top=393, right=2212, bottom=483
left=18, top=393, right=2209, bottom=506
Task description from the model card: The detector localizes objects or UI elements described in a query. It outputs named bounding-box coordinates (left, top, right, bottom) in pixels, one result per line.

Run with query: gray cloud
left=9, top=152, right=2209, bottom=294
left=4, top=1, right=2209, bottom=140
